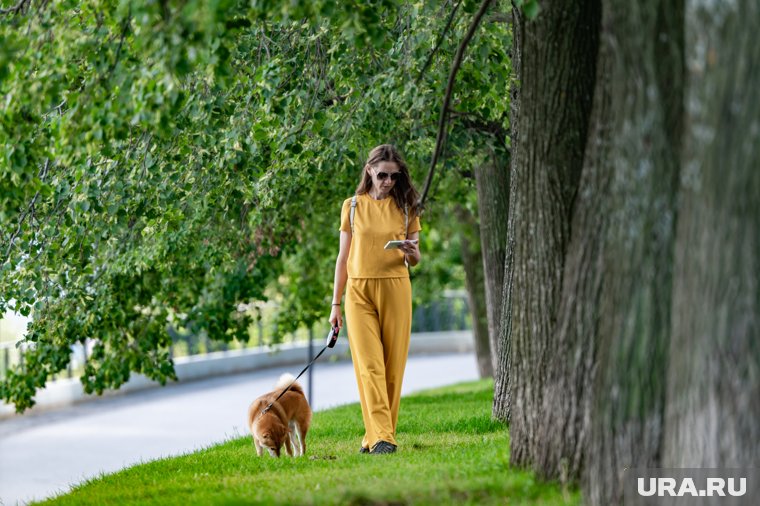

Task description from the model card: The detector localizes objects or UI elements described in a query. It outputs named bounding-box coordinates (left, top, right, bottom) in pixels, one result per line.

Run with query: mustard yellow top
left=339, top=194, right=421, bottom=279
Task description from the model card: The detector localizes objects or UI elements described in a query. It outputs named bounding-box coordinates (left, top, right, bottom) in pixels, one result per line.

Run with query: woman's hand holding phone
left=398, top=239, right=419, bottom=255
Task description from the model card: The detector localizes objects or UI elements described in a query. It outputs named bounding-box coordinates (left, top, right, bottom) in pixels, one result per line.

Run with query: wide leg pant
left=345, top=277, right=412, bottom=449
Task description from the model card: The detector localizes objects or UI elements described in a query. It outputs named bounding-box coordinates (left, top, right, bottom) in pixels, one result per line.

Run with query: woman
left=329, top=144, right=421, bottom=455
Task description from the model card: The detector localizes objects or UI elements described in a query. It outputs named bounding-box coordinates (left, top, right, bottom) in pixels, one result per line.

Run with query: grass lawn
left=38, top=380, right=580, bottom=505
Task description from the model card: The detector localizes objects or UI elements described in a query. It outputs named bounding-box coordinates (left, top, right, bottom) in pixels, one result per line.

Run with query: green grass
left=38, top=380, right=580, bottom=506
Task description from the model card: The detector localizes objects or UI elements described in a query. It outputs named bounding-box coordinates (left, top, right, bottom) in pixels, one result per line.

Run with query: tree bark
left=493, top=0, right=756, bottom=500
left=533, top=41, right=611, bottom=483
left=457, top=205, right=493, bottom=378
left=474, top=154, right=509, bottom=373
left=578, top=2, right=684, bottom=504
left=664, top=0, right=760, bottom=468
left=492, top=0, right=600, bottom=473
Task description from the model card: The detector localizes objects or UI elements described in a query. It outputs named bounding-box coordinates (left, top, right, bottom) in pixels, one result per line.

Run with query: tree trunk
left=533, top=42, right=612, bottom=483
left=494, top=0, right=755, bottom=501
left=578, top=2, right=684, bottom=504
left=664, top=0, right=760, bottom=468
left=492, top=0, right=600, bottom=473
left=457, top=205, right=493, bottom=378
left=474, top=155, right=509, bottom=374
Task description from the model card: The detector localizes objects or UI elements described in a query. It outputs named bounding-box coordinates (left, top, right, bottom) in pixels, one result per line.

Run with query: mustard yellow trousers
left=345, top=277, right=412, bottom=449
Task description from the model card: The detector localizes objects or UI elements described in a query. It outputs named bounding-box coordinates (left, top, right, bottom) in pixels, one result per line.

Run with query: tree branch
left=108, top=8, right=132, bottom=75
left=418, top=0, right=494, bottom=210
left=415, top=0, right=462, bottom=85
left=0, top=0, right=30, bottom=15
left=449, top=109, right=509, bottom=139
left=4, top=159, right=50, bottom=263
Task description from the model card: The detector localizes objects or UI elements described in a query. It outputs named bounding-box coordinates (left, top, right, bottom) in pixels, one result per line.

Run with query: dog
left=247, top=373, right=312, bottom=457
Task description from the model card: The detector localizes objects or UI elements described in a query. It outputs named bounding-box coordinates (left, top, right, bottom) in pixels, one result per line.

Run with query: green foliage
left=39, top=380, right=580, bottom=505
left=0, top=0, right=510, bottom=411
left=514, top=0, right=541, bottom=20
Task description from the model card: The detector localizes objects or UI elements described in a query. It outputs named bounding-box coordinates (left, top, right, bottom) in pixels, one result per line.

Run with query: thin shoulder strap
left=404, top=203, right=409, bottom=238
left=404, top=203, right=409, bottom=269
left=350, top=195, right=357, bottom=235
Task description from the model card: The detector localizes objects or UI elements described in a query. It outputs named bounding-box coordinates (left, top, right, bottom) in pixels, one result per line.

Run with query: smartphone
left=384, top=239, right=418, bottom=250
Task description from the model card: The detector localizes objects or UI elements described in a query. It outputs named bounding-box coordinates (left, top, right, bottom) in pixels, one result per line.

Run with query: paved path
left=0, top=353, right=479, bottom=505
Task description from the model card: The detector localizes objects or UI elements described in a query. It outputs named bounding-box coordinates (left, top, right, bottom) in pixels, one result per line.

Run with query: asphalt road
left=0, top=352, right=479, bottom=505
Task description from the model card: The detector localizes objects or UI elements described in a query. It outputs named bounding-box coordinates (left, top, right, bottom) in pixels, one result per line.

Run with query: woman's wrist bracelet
left=331, top=303, right=341, bottom=306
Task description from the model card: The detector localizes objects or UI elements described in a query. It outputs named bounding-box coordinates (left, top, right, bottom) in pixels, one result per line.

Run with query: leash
left=260, top=325, right=340, bottom=416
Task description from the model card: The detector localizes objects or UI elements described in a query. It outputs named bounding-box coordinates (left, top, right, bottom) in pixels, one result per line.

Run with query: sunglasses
left=375, top=171, right=401, bottom=181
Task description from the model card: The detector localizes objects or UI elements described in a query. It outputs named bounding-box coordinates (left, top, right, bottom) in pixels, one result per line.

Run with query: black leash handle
left=260, top=326, right=339, bottom=415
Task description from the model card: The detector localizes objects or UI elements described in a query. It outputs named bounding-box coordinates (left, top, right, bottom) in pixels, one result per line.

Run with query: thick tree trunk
left=494, top=0, right=754, bottom=501
left=457, top=205, right=493, bottom=378
left=492, top=0, right=600, bottom=471
left=474, top=155, right=509, bottom=374
left=512, top=0, right=683, bottom=492
left=578, top=2, right=684, bottom=505
left=533, top=43, right=611, bottom=482
left=664, top=0, right=760, bottom=468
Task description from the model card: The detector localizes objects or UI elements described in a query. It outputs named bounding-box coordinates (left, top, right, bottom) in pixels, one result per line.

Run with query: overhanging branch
left=415, top=0, right=462, bottom=85
left=0, top=0, right=30, bottom=15
left=417, top=0, right=494, bottom=211
left=4, top=159, right=50, bottom=264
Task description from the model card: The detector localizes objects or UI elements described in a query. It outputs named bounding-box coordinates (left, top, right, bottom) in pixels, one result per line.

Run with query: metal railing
left=0, top=293, right=471, bottom=382
left=411, top=295, right=471, bottom=333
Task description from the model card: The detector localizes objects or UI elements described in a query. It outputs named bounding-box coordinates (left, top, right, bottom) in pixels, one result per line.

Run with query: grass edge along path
left=38, top=380, right=580, bottom=505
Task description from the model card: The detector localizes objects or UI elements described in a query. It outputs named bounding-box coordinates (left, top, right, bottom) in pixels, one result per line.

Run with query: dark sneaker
left=359, top=446, right=370, bottom=454
left=370, top=441, right=397, bottom=455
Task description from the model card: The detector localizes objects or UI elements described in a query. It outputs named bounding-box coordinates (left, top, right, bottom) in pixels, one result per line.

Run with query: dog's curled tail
left=274, top=373, right=304, bottom=396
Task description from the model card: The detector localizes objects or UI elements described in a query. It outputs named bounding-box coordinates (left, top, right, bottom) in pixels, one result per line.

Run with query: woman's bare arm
left=329, top=230, right=352, bottom=329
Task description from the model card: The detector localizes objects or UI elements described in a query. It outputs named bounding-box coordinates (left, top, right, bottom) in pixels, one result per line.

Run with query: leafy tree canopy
left=0, top=0, right=509, bottom=411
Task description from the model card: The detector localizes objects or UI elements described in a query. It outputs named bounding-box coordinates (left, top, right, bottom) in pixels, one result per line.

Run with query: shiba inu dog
left=247, top=373, right=312, bottom=457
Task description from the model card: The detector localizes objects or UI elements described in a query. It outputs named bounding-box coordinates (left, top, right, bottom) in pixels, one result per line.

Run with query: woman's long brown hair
left=355, top=144, right=421, bottom=218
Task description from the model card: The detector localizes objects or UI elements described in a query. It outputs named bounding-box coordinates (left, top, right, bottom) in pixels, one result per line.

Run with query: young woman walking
left=329, top=144, right=421, bottom=455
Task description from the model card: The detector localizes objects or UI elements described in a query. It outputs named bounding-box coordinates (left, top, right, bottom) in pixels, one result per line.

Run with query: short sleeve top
left=339, top=194, right=421, bottom=279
